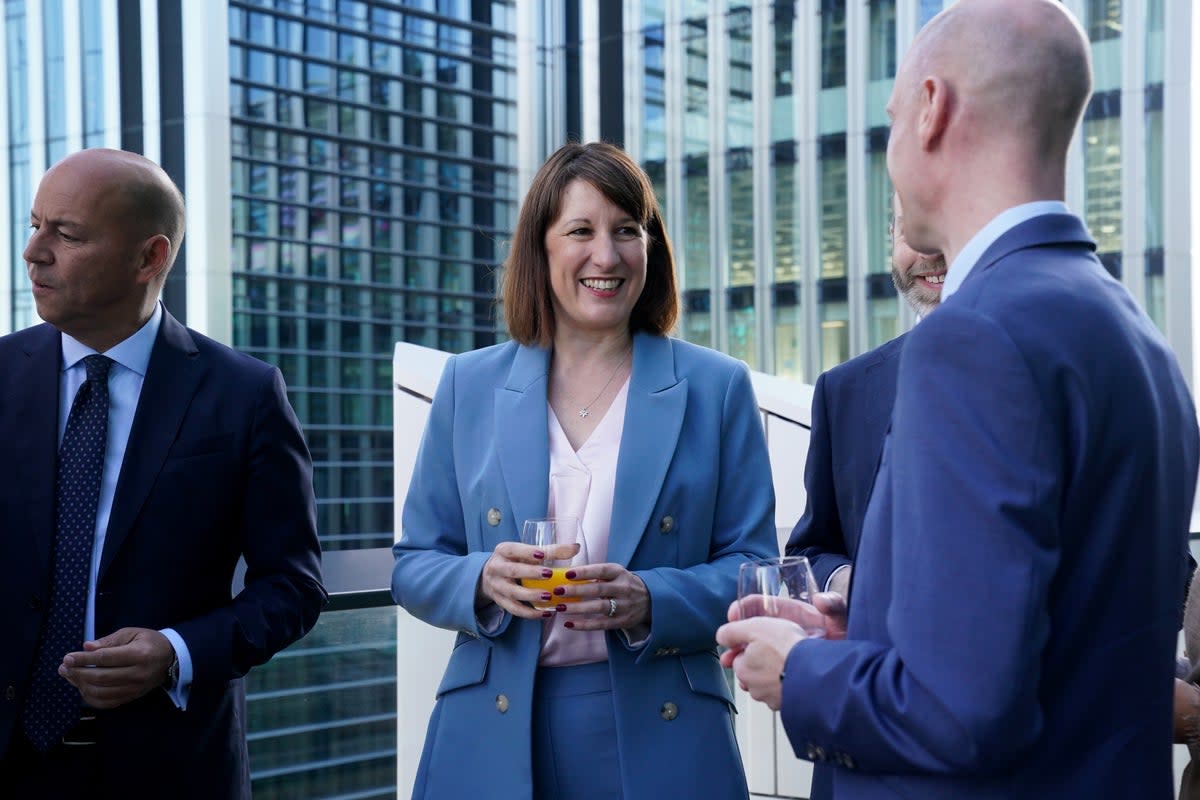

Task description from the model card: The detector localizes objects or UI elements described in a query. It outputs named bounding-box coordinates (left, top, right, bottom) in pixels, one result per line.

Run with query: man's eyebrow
left=29, top=213, right=85, bottom=228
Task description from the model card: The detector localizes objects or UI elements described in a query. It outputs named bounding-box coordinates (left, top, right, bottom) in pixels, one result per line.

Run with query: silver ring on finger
left=607, top=598, right=618, bottom=618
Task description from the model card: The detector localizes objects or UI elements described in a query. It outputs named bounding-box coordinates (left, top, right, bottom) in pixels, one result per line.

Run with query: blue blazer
left=785, top=331, right=904, bottom=800
left=393, top=332, right=777, bottom=799
left=779, top=214, right=1200, bottom=798
left=786, top=332, right=905, bottom=590
left=0, top=310, right=326, bottom=798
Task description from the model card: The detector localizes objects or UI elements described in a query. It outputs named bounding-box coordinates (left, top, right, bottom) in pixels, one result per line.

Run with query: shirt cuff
left=476, top=603, right=505, bottom=635
left=825, top=564, right=851, bottom=593
left=159, top=627, right=193, bottom=711
left=618, top=623, right=651, bottom=649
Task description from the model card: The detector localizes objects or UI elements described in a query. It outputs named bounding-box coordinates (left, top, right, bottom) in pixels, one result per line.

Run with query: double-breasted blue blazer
left=778, top=214, right=1200, bottom=798
left=0, top=309, right=326, bottom=797
left=392, top=332, right=777, bottom=799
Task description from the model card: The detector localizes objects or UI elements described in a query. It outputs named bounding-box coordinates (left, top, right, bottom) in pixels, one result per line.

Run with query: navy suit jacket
left=779, top=214, right=1200, bottom=798
left=785, top=331, right=904, bottom=800
left=786, top=332, right=905, bottom=590
left=0, top=310, right=326, bottom=797
left=392, top=333, right=777, bottom=799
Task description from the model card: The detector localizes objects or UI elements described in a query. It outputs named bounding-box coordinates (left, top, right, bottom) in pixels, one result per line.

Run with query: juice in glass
left=522, top=568, right=587, bottom=608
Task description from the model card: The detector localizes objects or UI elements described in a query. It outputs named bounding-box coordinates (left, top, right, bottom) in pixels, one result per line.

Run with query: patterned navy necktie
left=21, top=354, right=113, bottom=752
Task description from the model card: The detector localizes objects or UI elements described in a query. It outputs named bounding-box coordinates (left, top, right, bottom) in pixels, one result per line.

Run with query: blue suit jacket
left=0, top=310, right=326, bottom=798
left=787, top=332, right=905, bottom=589
left=779, top=214, right=1200, bottom=798
left=392, top=332, right=777, bottom=799
left=785, top=331, right=905, bottom=800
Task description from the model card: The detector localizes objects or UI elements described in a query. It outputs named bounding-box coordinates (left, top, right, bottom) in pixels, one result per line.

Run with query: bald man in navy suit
left=0, top=149, right=326, bottom=798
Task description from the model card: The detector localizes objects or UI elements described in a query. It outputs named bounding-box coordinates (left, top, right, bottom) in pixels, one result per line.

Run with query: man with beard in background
left=784, top=192, right=945, bottom=800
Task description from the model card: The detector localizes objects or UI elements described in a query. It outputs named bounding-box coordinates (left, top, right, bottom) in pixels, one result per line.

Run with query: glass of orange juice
left=519, top=517, right=588, bottom=609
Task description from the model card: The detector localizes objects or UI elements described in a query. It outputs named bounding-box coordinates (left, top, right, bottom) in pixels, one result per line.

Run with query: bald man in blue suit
left=720, top=2, right=1200, bottom=797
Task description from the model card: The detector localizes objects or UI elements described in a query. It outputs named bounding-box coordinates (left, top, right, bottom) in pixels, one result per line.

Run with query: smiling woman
left=391, top=141, right=779, bottom=800
left=502, top=142, right=677, bottom=348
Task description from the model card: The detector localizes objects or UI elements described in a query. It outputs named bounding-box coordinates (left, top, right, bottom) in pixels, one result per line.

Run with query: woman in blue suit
left=392, top=142, right=777, bottom=799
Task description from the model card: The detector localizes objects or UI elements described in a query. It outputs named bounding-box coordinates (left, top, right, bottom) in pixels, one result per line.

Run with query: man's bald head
left=886, top=0, right=1092, bottom=260
left=48, top=148, right=186, bottom=271
left=908, top=0, right=1091, bottom=161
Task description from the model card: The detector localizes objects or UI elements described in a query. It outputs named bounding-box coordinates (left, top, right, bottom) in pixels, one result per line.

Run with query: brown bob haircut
left=502, top=141, right=679, bottom=346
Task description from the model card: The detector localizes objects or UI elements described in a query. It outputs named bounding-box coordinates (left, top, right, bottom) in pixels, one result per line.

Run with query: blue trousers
left=532, top=662, right=622, bottom=800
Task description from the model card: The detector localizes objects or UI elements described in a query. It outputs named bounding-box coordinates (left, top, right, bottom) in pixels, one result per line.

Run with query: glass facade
left=610, top=0, right=1185, bottom=385
left=817, top=0, right=848, bottom=373
left=6, top=0, right=31, bottom=328
left=1144, top=0, right=1165, bottom=330
left=772, top=2, right=800, bottom=378
left=80, top=0, right=105, bottom=147
left=226, top=2, right=517, bottom=795
left=680, top=9, right=712, bottom=348
left=726, top=6, right=755, bottom=368
left=228, top=0, right=516, bottom=553
left=1083, top=0, right=1122, bottom=278
left=246, top=605, right=399, bottom=798
left=865, top=0, right=897, bottom=350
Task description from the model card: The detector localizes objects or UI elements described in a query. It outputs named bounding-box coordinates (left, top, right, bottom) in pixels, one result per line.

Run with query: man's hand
left=716, top=616, right=806, bottom=711
left=814, top=591, right=848, bottom=640
left=59, top=627, right=175, bottom=709
left=1175, top=678, right=1200, bottom=743
left=723, top=591, right=848, bottom=640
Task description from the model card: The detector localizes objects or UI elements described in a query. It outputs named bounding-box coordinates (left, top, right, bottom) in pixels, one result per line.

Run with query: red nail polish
left=565, top=570, right=577, bottom=579
left=541, top=593, right=552, bottom=601
left=564, top=621, right=575, bottom=629
left=542, top=569, right=553, bottom=578
left=553, top=586, right=565, bottom=595
left=556, top=604, right=567, bottom=612
left=533, top=550, right=545, bottom=560
left=542, top=610, right=553, bottom=618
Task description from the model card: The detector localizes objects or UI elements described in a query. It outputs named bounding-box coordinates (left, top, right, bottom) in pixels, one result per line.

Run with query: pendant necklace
left=562, top=347, right=631, bottom=419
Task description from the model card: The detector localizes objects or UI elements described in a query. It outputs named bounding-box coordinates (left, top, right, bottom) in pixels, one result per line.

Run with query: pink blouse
left=538, top=377, right=630, bottom=667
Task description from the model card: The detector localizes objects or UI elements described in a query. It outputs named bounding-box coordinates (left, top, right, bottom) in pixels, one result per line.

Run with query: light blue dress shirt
left=59, top=303, right=193, bottom=709
left=940, top=201, right=1071, bottom=303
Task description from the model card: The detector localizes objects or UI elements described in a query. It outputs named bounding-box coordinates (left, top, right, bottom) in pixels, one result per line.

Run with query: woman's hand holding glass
left=550, top=560, right=651, bottom=631
left=477, top=516, right=652, bottom=628
left=477, top=517, right=585, bottom=620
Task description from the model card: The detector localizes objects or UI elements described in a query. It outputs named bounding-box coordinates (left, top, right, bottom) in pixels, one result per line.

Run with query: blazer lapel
left=11, top=325, right=63, bottom=578
left=99, top=310, right=203, bottom=580
left=494, top=344, right=551, bottom=537
left=607, top=333, right=686, bottom=568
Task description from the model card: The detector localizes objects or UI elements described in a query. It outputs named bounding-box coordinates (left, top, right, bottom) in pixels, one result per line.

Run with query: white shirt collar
left=60, top=302, right=163, bottom=377
left=940, top=201, right=1070, bottom=302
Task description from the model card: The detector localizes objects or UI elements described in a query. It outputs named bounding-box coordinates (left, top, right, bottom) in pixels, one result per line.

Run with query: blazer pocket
left=436, top=637, right=491, bottom=697
left=168, top=433, right=235, bottom=461
left=680, top=651, right=735, bottom=709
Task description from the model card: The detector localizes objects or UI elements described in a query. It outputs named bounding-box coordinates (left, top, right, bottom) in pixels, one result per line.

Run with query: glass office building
left=0, top=1, right=517, bottom=796
left=527, top=0, right=1196, bottom=386
left=0, top=1, right=1195, bottom=798
left=227, top=0, right=516, bottom=551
